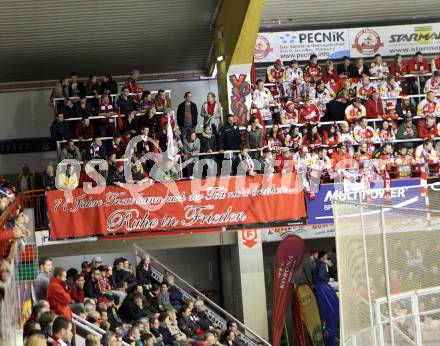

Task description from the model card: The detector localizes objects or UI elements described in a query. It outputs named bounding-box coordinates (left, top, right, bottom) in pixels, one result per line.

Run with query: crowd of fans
left=46, top=52, right=440, bottom=191
left=23, top=255, right=244, bottom=346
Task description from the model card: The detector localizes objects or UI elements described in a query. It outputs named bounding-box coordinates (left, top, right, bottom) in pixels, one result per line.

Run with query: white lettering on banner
left=181, top=206, right=247, bottom=226
left=279, top=256, right=296, bottom=289
left=107, top=209, right=159, bottom=232
left=255, top=22, right=440, bottom=62
left=323, top=187, right=408, bottom=202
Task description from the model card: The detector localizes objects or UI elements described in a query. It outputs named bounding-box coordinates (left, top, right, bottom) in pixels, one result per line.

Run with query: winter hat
left=386, top=102, right=395, bottom=110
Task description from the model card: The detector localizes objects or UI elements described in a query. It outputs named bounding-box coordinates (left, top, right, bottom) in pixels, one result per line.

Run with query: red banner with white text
left=47, top=174, right=306, bottom=240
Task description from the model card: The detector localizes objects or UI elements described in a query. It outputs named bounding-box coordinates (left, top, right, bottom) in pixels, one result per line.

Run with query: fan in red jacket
left=365, top=89, right=385, bottom=119
left=47, top=267, right=72, bottom=320
left=331, top=143, right=354, bottom=169
left=408, top=52, right=430, bottom=74
left=322, top=124, right=340, bottom=148
left=299, top=97, right=321, bottom=125
left=418, top=116, right=439, bottom=139
left=302, top=124, right=322, bottom=148
left=124, top=69, right=143, bottom=102
left=383, top=102, right=399, bottom=128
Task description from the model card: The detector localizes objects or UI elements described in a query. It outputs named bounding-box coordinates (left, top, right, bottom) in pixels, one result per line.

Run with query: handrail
left=133, top=244, right=271, bottom=346
left=62, top=110, right=164, bottom=122
left=52, top=89, right=171, bottom=103
left=72, top=313, right=131, bottom=346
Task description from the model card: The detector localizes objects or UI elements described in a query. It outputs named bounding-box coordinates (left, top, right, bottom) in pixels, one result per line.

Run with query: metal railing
left=72, top=313, right=131, bottom=346
left=346, top=286, right=440, bottom=346
left=133, top=244, right=270, bottom=346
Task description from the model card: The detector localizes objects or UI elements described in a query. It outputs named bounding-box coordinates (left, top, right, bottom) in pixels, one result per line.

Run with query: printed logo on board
left=352, top=28, right=384, bottom=55
left=241, top=229, right=258, bottom=248
left=254, top=34, right=273, bottom=60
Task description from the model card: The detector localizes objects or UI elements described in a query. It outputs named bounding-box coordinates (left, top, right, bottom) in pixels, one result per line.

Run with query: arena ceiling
left=0, top=0, right=219, bottom=83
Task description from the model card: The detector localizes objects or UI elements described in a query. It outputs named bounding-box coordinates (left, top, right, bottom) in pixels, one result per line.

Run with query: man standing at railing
left=177, top=92, right=198, bottom=140
left=218, top=115, right=241, bottom=174
left=69, top=72, right=86, bottom=98
left=117, top=87, right=138, bottom=118
left=408, top=52, right=430, bottom=95
left=51, top=113, right=74, bottom=142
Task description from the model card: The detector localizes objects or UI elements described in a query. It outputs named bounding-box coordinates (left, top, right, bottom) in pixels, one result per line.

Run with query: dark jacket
left=122, top=116, right=138, bottom=135
left=112, top=268, right=127, bottom=289
left=74, top=102, right=93, bottom=118
left=195, top=310, right=212, bottom=331
left=138, top=114, right=160, bottom=134
left=107, top=169, right=126, bottom=185
left=177, top=101, right=198, bottom=129
left=117, top=95, right=138, bottom=115
left=200, top=132, right=218, bottom=159
left=396, top=100, right=416, bottom=118
left=69, top=82, right=86, bottom=97
left=177, top=316, right=197, bottom=337
left=294, top=255, right=316, bottom=286
left=42, top=173, right=56, bottom=190
left=50, top=120, right=73, bottom=141
left=218, top=122, right=241, bottom=151
left=159, top=324, right=176, bottom=345
left=118, top=296, right=150, bottom=323
left=136, top=263, right=152, bottom=286
left=168, top=285, right=183, bottom=308
left=84, top=279, right=103, bottom=299
left=145, top=291, right=161, bottom=313
left=99, top=79, right=118, bottom=95
left=85, top=144, right=106, bottom=161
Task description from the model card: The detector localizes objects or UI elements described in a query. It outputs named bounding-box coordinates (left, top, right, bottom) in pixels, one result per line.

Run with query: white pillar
left=237, top=230, right=269, bottom=339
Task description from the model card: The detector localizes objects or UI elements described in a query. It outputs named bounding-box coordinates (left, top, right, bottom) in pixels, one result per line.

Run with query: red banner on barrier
left=47, top=174, right=306, bottom=239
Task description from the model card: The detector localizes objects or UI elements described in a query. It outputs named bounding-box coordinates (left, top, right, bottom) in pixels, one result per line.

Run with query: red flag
left=384, top=170, right=391, bottom=203
left=251, top=57, right=257, bottom=86
left=117, top=110, right=123, bottom=130
left=272, top=235, right=306, bottom=346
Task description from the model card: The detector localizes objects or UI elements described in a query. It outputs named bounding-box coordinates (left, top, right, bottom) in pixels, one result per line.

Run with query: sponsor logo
left=242, top=229, right=258, bottom=248
left=280, top=33, right=298, bottom=44
left=389, top=26, right=439, bottom=44
left=254, top=34, right=273, bottom=59
left=352, top=28, right=384, bottom=55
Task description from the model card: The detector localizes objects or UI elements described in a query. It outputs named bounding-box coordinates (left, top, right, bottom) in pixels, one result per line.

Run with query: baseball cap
left=92, top=256, right=103, bottom=264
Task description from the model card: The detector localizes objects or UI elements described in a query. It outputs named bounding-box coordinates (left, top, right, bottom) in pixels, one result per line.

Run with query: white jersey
left=415, top=144, right=438, bottom=163
left=311, top=154, right=332, bottom=171
left=310, top=87, right=334, bottom=112
left=369, top=62, right=389, bottom=79
left=252, top=88, right=273, bottom=119
left=423, top=78, right=440, bottom=94
left=285, top=67, right=303, bottom=83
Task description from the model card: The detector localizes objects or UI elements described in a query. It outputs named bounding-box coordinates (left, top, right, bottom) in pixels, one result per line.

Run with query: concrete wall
left=0, top=78, right=218, bottom=176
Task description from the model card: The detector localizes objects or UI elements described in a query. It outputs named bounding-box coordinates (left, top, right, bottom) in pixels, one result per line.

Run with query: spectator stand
left=133, top=244, right=270, bottom=346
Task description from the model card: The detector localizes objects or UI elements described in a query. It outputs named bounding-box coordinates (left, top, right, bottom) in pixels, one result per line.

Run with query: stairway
left=133, top=244, right=270, bottom=346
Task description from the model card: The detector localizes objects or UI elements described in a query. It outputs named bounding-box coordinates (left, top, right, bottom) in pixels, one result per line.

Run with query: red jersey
left=331, top=151, right=353, bottom=169
left=304, top=64, right=322, bottom=81
left=322, top=131, right=339, bottom=147
left=299, top=104, right=321, bottom=124
left=433, top=56, right=440, bottom=71
left=354, top=152, right=372, bottom=169
left=418, top=121, right=439, bottom=139
left=408, top=58, right=430, bottom=73
left=389, top=62, right=408, bottom=79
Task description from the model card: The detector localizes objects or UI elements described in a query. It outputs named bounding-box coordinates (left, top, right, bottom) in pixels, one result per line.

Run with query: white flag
left=166, top=112, right=175, bottom=160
